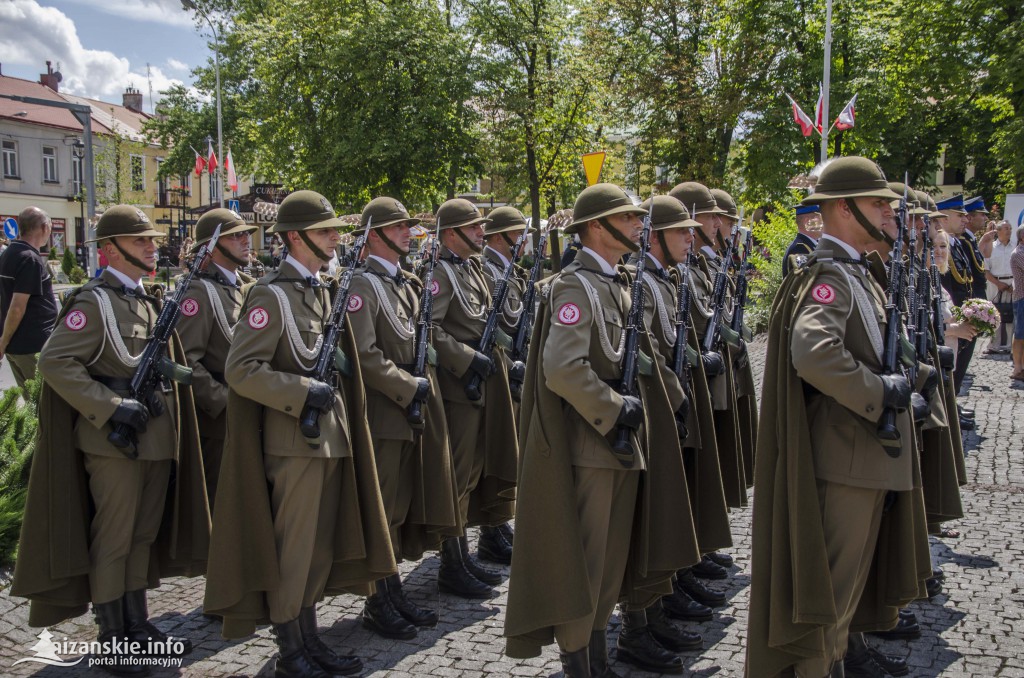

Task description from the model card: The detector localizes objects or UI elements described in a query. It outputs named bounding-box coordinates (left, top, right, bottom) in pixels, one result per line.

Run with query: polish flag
left=785, top=93, right=816, bottom=137
left=225, top=149, right=238, bottom=192
left=207, top=139, right=218, bottom=173
left=813, top=83, right=824, bottom=134
left=834, top=94, right=858, bottom=131
left=190, top=145, right=205, bottom=176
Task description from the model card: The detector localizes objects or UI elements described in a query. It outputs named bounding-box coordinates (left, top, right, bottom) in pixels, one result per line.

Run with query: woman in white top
left=934, top=229, right=980, bottom=361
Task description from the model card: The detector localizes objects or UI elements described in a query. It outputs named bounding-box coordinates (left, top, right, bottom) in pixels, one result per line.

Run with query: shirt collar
left=106, top=266, right=143, bottom=290
left=645, top=252, right=664, bottom=270
left=282, top=255, right=316, bottom=280
left=700, top=245, right=719, bottom=260
left=214, top=263, right=238, bottom=286
left=580, top=246, right=617, bottom=275
left=368, top=254, right=398, bottom=277
left=820, top=234, right=862, bottom=260
left=485, top=246, right=511, bottom=270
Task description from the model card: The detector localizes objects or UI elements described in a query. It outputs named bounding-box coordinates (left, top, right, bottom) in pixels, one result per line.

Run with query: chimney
left=39, top=60, right=60, bottom=92
left=122, top=86, right=144, bottom=113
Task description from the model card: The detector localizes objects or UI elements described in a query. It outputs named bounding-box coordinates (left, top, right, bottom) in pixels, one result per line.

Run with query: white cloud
left=60, top=0, right=197, bottom=29
left=166, top=58, right=190, bottom=73
left=0, top=0, right=187, bottom=104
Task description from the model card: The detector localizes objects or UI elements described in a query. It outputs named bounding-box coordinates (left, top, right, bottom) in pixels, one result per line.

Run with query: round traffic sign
left=3, top=217, right=18, bottom=240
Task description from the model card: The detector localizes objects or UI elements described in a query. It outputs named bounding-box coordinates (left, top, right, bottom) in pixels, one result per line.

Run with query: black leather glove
left=911, top=392, right=930, bottom=423
left=733, top=341, right=749, bottom=370
left=616, top=395, right=643, bottom=430
left=468, top=351, right=495, bottom=380
left=111, top=398, right=149, bottom=433
left=509, top=360, right=526, bottom=383
left=880, top=374, right=912, bottom=411
left=412, top=377, right=430, bottom=403
left=937, top=345, right=955, bottom=371
left=920, top=368, right=939, bottom=403
left=702, top=351, right=726, bottom=378
left=304, top=379, right=335, bottom=413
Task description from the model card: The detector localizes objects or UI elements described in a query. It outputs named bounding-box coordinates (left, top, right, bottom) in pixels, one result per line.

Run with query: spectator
left=934, top=229, right=980, bottom=359
left=178, top=236, right=195, bottom=271
left=270, top=234, right=283, bottom=269
left=1011, top=227, right=1024, bottom=381
left=0, top=238, right=8, bottom=256
left=983, top=221, right=1014, bottom=353
left=0, top=206, right=60, bottom=392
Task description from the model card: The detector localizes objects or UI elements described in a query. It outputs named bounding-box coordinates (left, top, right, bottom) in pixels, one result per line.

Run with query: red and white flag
left=225, top=149, right=238, bottom=192
left=190, top=145, right=205, bottom=176
left=813, top=83, right=825, bottom=134
left=834, top=94, right=857, bottom=131
left=207, top=138, right=218, bottom=173
left=785, top=92, right=816, bottom=137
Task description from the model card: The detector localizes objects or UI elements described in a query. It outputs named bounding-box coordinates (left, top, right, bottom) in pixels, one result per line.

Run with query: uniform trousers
left=554, top=466, right=639, bottom=653
left=7, top=352, right=39, bottom=393
left=201, top=434, right=224, bottom=510
left=83, top=454, right=171, bottom=604
left=794, top=480, right=886, bottom=678
left=444, top=400, right=485, bottom=525
left=373, top=438, right=416, bottom=557
left=953, top=337, right=976, bottom=393
left=264, top=455, right=343, bottom=623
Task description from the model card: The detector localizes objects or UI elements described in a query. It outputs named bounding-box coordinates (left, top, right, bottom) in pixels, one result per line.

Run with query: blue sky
left=1, top=0, right=211, bottom=109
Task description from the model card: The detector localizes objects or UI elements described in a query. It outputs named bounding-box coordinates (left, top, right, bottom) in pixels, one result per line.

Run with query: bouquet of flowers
left=951, top=298, right=1000, bottom=336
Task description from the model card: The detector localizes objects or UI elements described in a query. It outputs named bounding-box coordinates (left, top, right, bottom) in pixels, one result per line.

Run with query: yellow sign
left=582, top=152, right=606, bottom=186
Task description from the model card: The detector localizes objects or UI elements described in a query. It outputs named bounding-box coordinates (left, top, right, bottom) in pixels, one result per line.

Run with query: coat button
left=397, top=395, right=404, bottom=402
left=89, top=414, right=96, bottom=420
left=866, top=404, right=875, bottom=413
left=595, top=418, right=602, bottom=425
left=285, top=405, right=292, bottom=412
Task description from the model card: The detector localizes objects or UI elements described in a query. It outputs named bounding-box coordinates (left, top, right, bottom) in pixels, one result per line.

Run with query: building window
left=2, top=140, right=18, bottom=178
left=209, top=172, right=221, bottom=204
left=72, top=154, right=83, bottom=196
left=130, top=154, right=145, bottom=192
left=156, top=158, right=168, bottom=206
left=942, top=165, right=965, bottom=186
left=43, top=146, right=59, bottom=183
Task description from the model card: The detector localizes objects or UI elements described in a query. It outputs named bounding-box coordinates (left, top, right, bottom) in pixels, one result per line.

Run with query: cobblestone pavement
left=2, top=336, right=1023, bottom=677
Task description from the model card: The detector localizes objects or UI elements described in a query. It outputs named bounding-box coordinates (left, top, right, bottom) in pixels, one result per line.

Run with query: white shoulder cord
left=439, top=260, right=487, bottom=320
left=683, top=265, right=712, bottom=319
left=643, top=276, right=676, bottom=346
left=572, top=271, right=626, bottom=363
left=199, top=279, right=237, bottom=340
left=364, top=273, right=415, bottom=339
left=266, top=284, right=323, bottom=367
left=91, top=287, right=143, bottom=368
left=484, top=260, right=525, bottom=321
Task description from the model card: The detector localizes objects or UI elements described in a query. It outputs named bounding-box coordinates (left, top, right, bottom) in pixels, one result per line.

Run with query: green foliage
left=69, top=267, right=87, bottom=284
left=0, top=378, right=40, bottom=566
left=47, top=247, right=58, bottom=261
left=60, top=247, right=75, bottom=277
left=747, top=200, right=799, bottom=333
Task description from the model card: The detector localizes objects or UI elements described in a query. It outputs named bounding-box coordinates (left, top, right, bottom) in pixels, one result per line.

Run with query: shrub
left=747, top=197, right=802, bottom=334
left=0, top=378, right=40, bottom=567
left=61, top=247, right=76, bottom=277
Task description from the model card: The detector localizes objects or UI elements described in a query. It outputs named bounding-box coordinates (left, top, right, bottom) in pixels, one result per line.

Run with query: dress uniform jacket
left=12, top=272, right=209, bottom=626
left=941, top=236, right=974, bottom=306
left=745, top=240, right=932, bottom=677
left=961, top=230, right=988, bottom=299
left=347, top=257, right=460, bottom=559
left=203, top=261, right=396, bottom=637
left=481, top=246, right=528, bottom=342
left=505, top=250, right=699, bottom=658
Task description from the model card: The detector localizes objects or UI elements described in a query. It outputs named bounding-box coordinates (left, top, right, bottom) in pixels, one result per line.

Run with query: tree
left=0, top=380, right=39, bottom=566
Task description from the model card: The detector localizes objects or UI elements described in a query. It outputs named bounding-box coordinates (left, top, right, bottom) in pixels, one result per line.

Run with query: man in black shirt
left=0, top=206, right=59, bottom=392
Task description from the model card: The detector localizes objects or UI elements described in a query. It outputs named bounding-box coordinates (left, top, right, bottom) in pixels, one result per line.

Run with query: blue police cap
left=794, top=204, right=821, bottom=216
left=934, top=195, right=966, bottom=214
left=963, top=196, right=989, bottom=214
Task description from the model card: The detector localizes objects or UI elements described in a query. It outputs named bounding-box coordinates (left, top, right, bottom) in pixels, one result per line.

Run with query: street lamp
left=181, top=0, right=224, bottom=207
left=72, top=138, right=86, bottom=264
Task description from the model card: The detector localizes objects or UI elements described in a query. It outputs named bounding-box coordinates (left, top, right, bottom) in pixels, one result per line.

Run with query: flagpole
left=821, top=0, right=833, bottom=163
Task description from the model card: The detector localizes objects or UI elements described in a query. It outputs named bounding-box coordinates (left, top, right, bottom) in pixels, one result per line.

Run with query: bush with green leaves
left=747, top=198, right=802, bottom=334
left=0, top=379, right=40, bottom=567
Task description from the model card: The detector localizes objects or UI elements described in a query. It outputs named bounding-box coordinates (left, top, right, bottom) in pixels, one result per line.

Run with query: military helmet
left=268, top=190, right=345, bottom=233
left=89, top=205, right=164, bottom=242
left=436, top=198, right=490, bottom=230
left=193, top=208, right=256, bottom=251
left=668, top=182, right=727, bottom=217
left=915, top=190, right=945, bottom=219
left=886, top=182, right=929, bottom=216
left=566, top=183, right=646, bottom=234
left=802, top=156, right=900, bottom=205
left=640, top=195, right=700, bottom=231
left=709, top=188, right=740, bottom=221
left=485, top=206, right=534, bottom=236
left=360, top=197, right=421, bottom=230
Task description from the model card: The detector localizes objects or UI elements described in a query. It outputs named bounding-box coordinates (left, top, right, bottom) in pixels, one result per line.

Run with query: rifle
left=877, top=182, right=909, bottom=454
left=407, top=219, right=442, bottom=427
left=671, top=250, right=695, bottom=389
left=464, top=230, right=529, bottom=401
left=729, top=228, right=754, bottom=340
left=108, top=224, right=222, bottom=456
left=508, top=218, right=557, bottom=398
left=610, top=199, right=654, bottom=468
left=298, top=217, right=372, bottom=442
left=700, top=224, right=740, bottom=354
left=905, top=217, right=921, bottom=385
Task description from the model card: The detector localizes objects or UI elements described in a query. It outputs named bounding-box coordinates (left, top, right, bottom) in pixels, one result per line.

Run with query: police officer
left=204, top=190, right=395, bottom=678
left=430, top=198, right=518, bottom=598
left=746, top=157, right=930, bottom=678
left=175, top=208, right=257, bottom=507
left=13, top=205, right=208, bottom=674
left=936, top=195, right=978, bottom=397
left=784, top=205, right=823, bottom=276
left=347, top=197, right=458, bottom=639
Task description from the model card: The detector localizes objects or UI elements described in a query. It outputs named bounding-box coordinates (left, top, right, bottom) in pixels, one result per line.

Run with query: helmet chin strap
left=597, top=217, right=639, bottom=252
left=844, top=199, right=888, bottom=243
left=111, top=238, right=155, bottom=273
left=374, top=228, right=407, bottom=257
left=297, top=230, right=333, bottom=263
left=715, top=230, right=729, bottom=252
left=215, top=242, right=248, bottom=267
left=656, top=231, right=677, bottom=266
left=454, top=227, right=483, bottom=254
left=695, top=226, right=715, bottom=250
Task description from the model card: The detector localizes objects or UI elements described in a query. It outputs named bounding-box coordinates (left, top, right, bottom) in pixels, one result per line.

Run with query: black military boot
left=691, top=554, right=728, bottom=580
left=616, top=609, right=684, bottom=674
left=647, top=600, right=703, bottom=652
left=123, top=588, right=192, bottom=657
left=676, top=568, right=727, bottom=607
left=588, top=629, right=623, bottom=678
left=93, top=598, right=148, bottom=676
left=478, top=525, right=513, bottom=565
left=559, top=647, right=590, bottom=678
left=361, top=580, right=417, bottom=639
left=438, top=537, right=494, bottom=598
left=662, top=585, right=713, bottom=622
left=843, top=649, right=888, bottom=677
left=386, top=573, right=438, bottom=627
left=459, top=535, right=503, bottom=585
left=298, top=605, right=363, bottom=675
left=847, top=632, right=909, bottom=677
left=705, top=551, right=734, bottom=568
left=272, top=618, right=328, bottom=678
left=497, top=522, right=515, bottom=546
left=925, top=576, right=943, bottom=598
left=868, top=615, right=921, bottom=641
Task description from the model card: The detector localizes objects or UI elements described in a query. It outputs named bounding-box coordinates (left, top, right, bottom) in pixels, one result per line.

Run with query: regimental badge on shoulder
left=248, top=306, right=270, bottom=329
left=429, top=279, right=440, bottom=296
left=557, top=302, right=581, bottom=325
left=347, top=294, right=363, bottom=312
left=65, top=309, right=88, bottom=331
left=811, top=283, right=836, bottom=304
left=795, top=254, right=808, bottom=269
left=181, top=298, right=200, bottom=317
